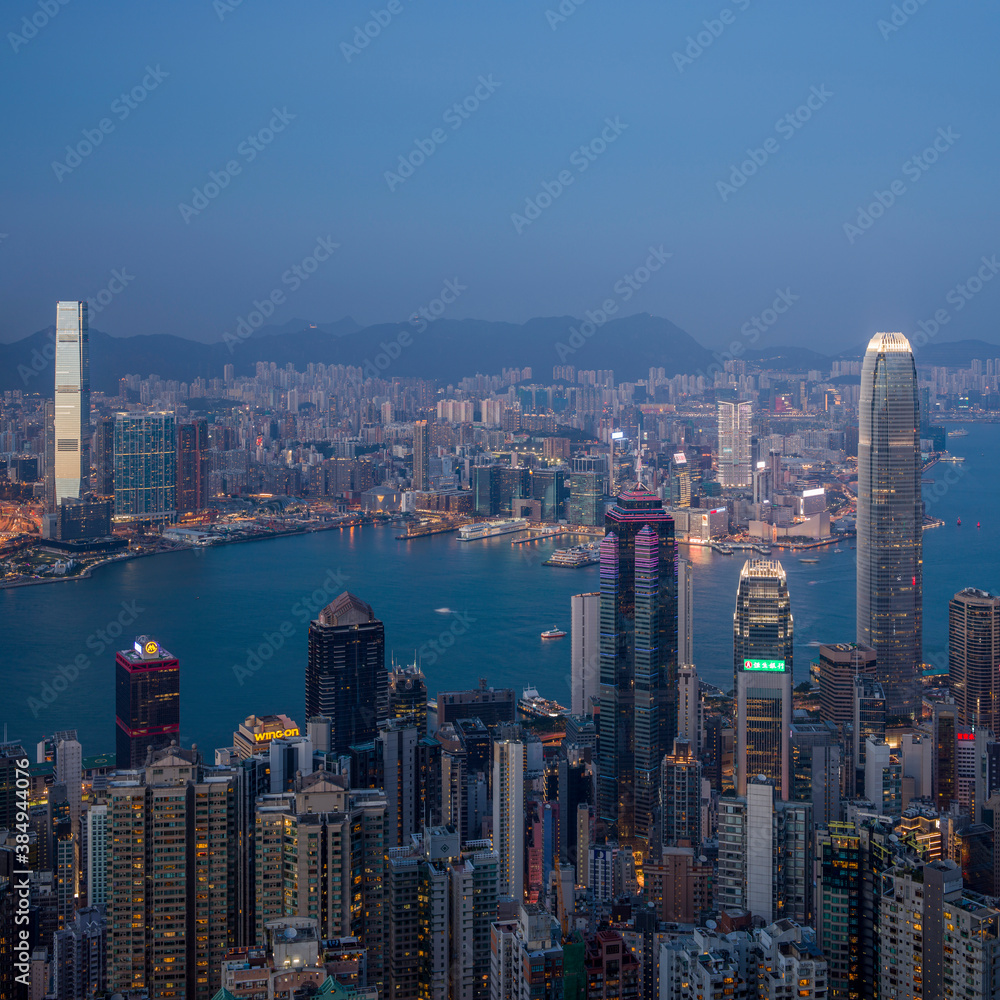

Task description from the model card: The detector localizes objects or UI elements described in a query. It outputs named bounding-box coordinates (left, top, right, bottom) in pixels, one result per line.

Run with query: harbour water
left=2, top=424, right=997, bottom=757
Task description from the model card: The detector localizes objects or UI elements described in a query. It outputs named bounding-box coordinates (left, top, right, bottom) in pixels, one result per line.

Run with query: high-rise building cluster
left=7, top=315, right=1000, bottom=998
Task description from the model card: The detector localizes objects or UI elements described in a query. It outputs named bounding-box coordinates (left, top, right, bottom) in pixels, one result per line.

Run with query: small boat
left=435, top=607, right=453, bottom=614
left=800, top=557, right=819, bottom=564
left=977, top=522, right=981, bottom=529
left=541, top=628, right=567, bottom=639
left=957, top=518, right=962, bottom=527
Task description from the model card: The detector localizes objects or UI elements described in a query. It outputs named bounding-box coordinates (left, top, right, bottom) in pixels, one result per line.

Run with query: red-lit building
left=115, top=636, right=180, bottom=769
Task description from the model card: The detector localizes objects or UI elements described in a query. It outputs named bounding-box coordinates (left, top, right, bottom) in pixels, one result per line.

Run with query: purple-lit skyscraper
left=597, top=485, right=677, bottom=849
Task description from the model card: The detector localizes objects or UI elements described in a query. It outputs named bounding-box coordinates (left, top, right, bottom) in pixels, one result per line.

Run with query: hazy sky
left=2, top=0, right=998, bottom=352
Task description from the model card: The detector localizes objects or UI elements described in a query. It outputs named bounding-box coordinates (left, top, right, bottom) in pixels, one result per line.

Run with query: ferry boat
left=800, top=557, right=819, bottom=564
left=544, top=544, right=599, bottom=568
left=948, top=427, right=969, bottom=437
left=939, top=454, right=965, bottom=463
left=519, top=687, right=568, bottom=720
left=457, top=518, right=528, bottom=541
left=540, top=628, right=567, bottom=639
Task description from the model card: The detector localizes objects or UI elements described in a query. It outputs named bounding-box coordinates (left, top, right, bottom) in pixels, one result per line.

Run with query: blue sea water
left=2, top=424, right=996, bottom=757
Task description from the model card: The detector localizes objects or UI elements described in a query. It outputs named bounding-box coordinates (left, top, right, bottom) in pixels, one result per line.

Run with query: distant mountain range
left=2, top=315, right=997, bottom=394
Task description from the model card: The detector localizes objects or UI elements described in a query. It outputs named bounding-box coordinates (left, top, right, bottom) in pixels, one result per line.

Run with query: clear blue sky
left=2, top=0, right=998, bottom=352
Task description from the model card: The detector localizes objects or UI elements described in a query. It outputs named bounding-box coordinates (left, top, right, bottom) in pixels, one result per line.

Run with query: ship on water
left=518, top=686, right=568, bottom=719
left=543, top=543, right=599, bottom=568
left=457, top=518, right=528, bottom=541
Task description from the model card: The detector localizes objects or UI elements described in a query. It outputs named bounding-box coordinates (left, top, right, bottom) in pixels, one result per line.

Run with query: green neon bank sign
left=743, top=659, right=786, bottom=672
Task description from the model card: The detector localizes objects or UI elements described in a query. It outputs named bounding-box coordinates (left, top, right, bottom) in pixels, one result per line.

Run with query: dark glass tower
left=306, top=592, right=388, bottom=755
left=857, top=332, right=922, bottom=717
left=597, top=486, right=677, bottom=848
left=176, top=419, right=210, bottom=512
left=115, top=636, right=180, bottom=769
left=733, top=558, right=793, bottom=798
left=949, top=588, right=1000, bottom=734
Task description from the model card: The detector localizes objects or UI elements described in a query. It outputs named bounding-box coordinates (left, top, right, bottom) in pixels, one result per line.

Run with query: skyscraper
left=93, top=415, right=115, bottom=497
left=733, top=559, right=793, bottom=798
left=305, top=592, right=388, bottom=755
left=717, top=400, right=752, bottom=488
left=597, top=485, right=677, bottom=848
left=176, top=418, right=210, bottom=512
left=115, top=635, right=180, bottom=769
left=857, top=331, right=922, bottom=717
left=53, top=301, right=90, bottom=506
left=818, top=642, right=877, bottom=730
left=570, top=591, right=600, bottom=716
left=413, top=419, right=430, bottom=490
left=113, top=411, right=177, bottom=521
left=678, top=556, right=693, bottom=666
left=493, top=735, right=525, bottom=901
left=106, top=746, right=236, bottom=1000
left=949, top=587, right=1000, bottom=735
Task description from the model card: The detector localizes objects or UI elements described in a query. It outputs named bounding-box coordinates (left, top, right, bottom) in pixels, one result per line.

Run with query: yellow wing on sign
left=145, top=641, right=159, bottom=656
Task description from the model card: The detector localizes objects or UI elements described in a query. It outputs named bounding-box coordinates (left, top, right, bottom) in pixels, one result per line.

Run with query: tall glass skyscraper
left=948, top=587, right=1000, bottom=735
left=114, top=412, right=177, bottom=521
left=717, top=400, right=753, bottom=488
left=733, top=558, right=793, bottom=798
left=857, top=332, right=922, bottom=717
left=597, top=485, right=677, bottom=849
left=53, top=301, right=90, bottom=505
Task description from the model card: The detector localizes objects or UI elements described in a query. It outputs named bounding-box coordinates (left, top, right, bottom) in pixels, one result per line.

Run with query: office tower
left=388, top=662, right=427, bottom=733
left=472, top=466, right=499, bottom=516
left=437, top=681, right=516, bottom=728
left=717, top=400, right=752, bottom=488
left=669, top=452, right=692, bottom=508
left=106, top=746, right=236, bottom=1000
left=597, top=486, right=678, bottom=848
left=852, top=676, right=886, bottom=785
left=568, top=471, right=605, bottom=526
left=678, top=556, right=693, bottom=667
left=115, top=635, right=180, bottom=769
left=380, top=723, right=419, bottom=848
left=413, top=419, right=430, bottom=490
left=818, top=642, right=876, bottom=730
left=570, top=591, right=600, bottom=716
left=531, top=468, right=567, bottom=521
left=113, top=411, right=177, bottom=520
left=54, top=735, right=82, bottom=831
left=52, top=906, right=107, bottom=1000
left=864, top=739, right=902, bottom=816
left=790, top=721, right=840, bottom=827
left=677, top=663, right=702, bottom=753
left=83, top=804, right=108, bottom=909
left=660, top=738, right=702, bottom=847
left=231, top=713, right=301, bottom=759
left=816, top=823, right=862, bottom=1000
left=306, top=592, right=388, bottom=755
left=733, top=559, right=793, bottom=797
left=253, top=775, right=387, bottom=985
left=53, top=301, right=91, bottom=506
left=176, top=418, right=210, bottom=512
left=716, top=778, right=812, bottom=926
left=752, top=460, right=771, bottom=505
left=0, top=742, right=28, bottom=831
left=933, top=700, right=959, bottom=811
left=51, top=782, right=77, bottom=928
left=268, top=734, right=313, bottom=793
left=493, top=735, right=525, bottom=901
left=556, top=754, right=590, bottom=872
left=949, top=587, right=1000, bottom=734
left=857, top=332, right=922, bottom=717
left=93, top=415, right=114, bottom=497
